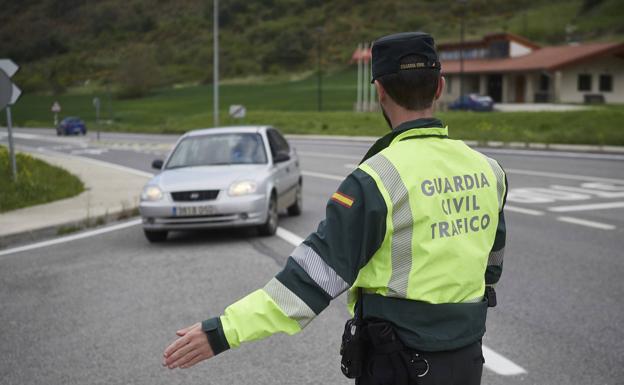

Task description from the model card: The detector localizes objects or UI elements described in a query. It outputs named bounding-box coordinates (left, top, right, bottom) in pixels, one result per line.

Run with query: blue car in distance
left=57, top=117, right=87, bottom=136
left=449, top=94, right=494, bottom=112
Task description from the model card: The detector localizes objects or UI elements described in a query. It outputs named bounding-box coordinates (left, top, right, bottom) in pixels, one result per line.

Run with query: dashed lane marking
left=301, top=170, right=345, bottom=181
left=556, top=216, right=616, bottom=230
left=549, top=201, right=624, bottom=213
left=505, top=169, right=624, bottom=185
left=0, top=219, right=142, bottom=258
left=504, top=205, right=545, bottom=216
left=275, top=226, right=528, bottom=376
left=298, top=151, right=361, bottom=160
left=481, top=345, right=528, bottom=376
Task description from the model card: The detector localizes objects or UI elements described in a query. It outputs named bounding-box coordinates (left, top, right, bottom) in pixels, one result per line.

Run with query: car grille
left=171, top=190, right=219, bottom=202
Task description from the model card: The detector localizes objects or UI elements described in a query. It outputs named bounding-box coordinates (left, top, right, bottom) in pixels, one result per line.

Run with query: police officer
left=163, top=32, right=507, bottom=385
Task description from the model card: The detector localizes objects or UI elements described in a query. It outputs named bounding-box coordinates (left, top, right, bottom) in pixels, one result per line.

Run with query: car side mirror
left=152, top=159, right=164, bottom=170
left=273, top=152, right=290, bottom=163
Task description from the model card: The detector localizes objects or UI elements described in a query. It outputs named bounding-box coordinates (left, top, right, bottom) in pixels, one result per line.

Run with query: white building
left=438, top=33, right=624, bottom=104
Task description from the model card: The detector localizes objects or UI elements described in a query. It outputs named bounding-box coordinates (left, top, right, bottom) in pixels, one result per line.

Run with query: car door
left=267, top=129, right=290, bottom=208
left=272, top=129, right=299, bottom=206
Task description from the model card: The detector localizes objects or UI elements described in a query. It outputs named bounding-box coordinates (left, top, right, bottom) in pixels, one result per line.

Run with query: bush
left=116, top=45, right=161, bottom=99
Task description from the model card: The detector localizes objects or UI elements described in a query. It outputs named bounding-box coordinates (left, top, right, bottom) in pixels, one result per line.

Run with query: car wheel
left=258, top=194, right=278, bottom=236
left=56, top=130, right=62, bottom=136
left=144, top=229, right=168, bottom=243
left=287, top=181, right=302, bottom=216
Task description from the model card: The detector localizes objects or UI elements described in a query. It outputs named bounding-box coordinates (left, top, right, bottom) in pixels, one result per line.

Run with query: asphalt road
left=1, top=127, right=623, bottom=385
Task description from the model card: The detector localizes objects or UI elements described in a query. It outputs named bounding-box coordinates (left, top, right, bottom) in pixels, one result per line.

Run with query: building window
left=599, top=74, right=613, bottom=92
left=446, top=76, right=452, bottom=94
left=578, top=74, right=592, bottom=91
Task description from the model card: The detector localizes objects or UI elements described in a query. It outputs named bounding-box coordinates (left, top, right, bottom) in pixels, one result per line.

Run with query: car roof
left=184, top=126, right=271, bottom=137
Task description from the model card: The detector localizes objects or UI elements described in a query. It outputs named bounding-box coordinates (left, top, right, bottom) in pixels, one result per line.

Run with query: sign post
left=93, top=97, right=101, bottom=140
left=51, top=101, right=61, bottom=126
left=0, top=59, right=21, bottom=182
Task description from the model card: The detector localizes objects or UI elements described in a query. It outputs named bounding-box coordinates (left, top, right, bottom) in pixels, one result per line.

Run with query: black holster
left=359, top=321, right=430, bottom=385
left=340, top=318, right=366, bottom=378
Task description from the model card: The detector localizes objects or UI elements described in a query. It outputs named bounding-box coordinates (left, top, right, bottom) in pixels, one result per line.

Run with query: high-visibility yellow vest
left=351, top=126, right=506, bottom=308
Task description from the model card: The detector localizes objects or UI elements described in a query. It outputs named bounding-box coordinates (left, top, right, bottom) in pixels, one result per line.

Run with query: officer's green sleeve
left=202, top=169, right=387, bottom=355
left=485, top=172, right=508, bottom=286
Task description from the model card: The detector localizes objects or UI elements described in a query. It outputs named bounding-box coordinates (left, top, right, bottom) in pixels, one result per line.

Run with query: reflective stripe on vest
left=354, top=126, right=505, bottom=306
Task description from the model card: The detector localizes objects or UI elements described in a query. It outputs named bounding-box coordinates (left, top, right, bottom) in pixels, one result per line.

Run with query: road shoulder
left=0, top=148, right=150, bottom=249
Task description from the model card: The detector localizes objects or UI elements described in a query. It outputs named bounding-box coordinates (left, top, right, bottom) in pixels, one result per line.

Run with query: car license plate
left=173, top=205, right=216, bottom=217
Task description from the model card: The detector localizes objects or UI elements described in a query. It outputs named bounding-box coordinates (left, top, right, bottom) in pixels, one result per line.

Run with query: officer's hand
left=163, top=322, right=214, bottom=369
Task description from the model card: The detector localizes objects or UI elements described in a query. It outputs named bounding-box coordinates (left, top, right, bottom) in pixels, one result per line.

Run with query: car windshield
left=165, top=133, right=268, bottom=169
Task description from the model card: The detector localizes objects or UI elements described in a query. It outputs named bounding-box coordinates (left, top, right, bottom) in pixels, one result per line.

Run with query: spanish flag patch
left=331, top=191, right=355, bottom=208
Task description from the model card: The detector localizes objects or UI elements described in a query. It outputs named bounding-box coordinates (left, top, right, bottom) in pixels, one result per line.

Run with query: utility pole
left=213, top=0, right=220, bottom=127
left=316, top=27, right=324, bottom=112
left=356, top=43, right=362, bottom=112
left=6, top=106, right=17, bottom=180
left=459, top=0, right=467, bottom=98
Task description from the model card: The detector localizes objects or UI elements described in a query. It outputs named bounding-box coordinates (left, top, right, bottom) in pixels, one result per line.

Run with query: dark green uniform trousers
left=356, top=322, right=484, bottom=385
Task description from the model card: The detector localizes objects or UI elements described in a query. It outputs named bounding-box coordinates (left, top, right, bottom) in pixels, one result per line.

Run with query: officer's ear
left=434, top=76, right=446, bottom=101
left=374, top=80, right=386, bottom=104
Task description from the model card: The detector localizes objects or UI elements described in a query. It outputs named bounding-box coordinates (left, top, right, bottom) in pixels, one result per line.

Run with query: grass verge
left=0, top=146, right=85, bottom=213
left=10, top=70, right=624, bottom=146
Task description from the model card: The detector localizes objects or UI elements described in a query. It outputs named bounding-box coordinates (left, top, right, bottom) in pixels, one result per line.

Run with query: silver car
left=139, top=126, right=302, bottom=242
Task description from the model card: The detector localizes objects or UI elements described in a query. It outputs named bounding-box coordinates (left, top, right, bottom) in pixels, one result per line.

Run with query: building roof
left=438, top=33, right=541, bottom=51
left=441, top=42, right=624, bottom=74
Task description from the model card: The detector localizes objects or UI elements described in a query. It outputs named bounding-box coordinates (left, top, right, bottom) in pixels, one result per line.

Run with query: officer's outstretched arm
left=163, top=169, right=386, bottom=369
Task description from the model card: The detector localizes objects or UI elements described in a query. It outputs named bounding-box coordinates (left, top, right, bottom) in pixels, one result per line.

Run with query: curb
left=0, top=211, right=141, bottom=251
left=0, top=147, right=150, bottom=250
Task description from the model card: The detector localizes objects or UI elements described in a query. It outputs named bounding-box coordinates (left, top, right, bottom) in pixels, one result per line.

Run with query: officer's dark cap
left=371, top=32, right=440, bottom=83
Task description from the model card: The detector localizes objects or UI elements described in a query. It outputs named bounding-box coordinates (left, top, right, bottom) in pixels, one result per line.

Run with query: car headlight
left=141, top=185, right=163, bottom=201
left=228, top=181, right=257, bottom=196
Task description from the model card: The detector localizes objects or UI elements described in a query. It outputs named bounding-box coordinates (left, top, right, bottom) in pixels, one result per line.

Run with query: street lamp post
left=213, top=0, right=219, bottom=127
left=316, top=27, right=324, bottom=112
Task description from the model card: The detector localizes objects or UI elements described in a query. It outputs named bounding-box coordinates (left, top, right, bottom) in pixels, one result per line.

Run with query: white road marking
left=504, top=205, right=545, bottom=216
left=298, top=151, right=361, bottom=160
left=275, top=226, right=527, bottom=376
left=298, top=147, right=624, bottom=163
left=276, top=227, right=305, bottom=246
left=506, top=169, right=624, bottom=185
left=482, top=345, right=528, bottom=376
left=0, top=131, right=89, bottom=145
left=556, top=216, right=616, bottom=230
left=0, top=219, right=142, bottom=258
left=551, top=184, right=624, bottom=198
left=480, top=148, right=624, bottom=161
left=301, top=170, right=345, bottom=181
left=549, top=201, right=624, bottom=213
left=71, top=148, right=109, bottom=155
left=507, top=187, right=591, bottom=204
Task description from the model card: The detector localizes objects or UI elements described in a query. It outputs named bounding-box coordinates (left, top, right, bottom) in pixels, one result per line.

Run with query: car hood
left=152, top=164, right=268, bottom=192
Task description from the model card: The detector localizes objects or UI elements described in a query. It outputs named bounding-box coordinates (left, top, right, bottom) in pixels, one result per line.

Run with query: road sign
left=229, top=104, right=246, bottom=119
left=51, top=101, right=61, bottom=113
left=0, top=59, right=20, bottom=110
left=9, top=83, right=21, bottom=105
left=0, top=71, right=11, bottom=110
left=0, top=59, right=18, bottom=77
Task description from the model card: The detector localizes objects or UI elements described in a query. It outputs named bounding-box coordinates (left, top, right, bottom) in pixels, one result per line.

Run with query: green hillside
left=2, top=0, right=623, bottom=95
